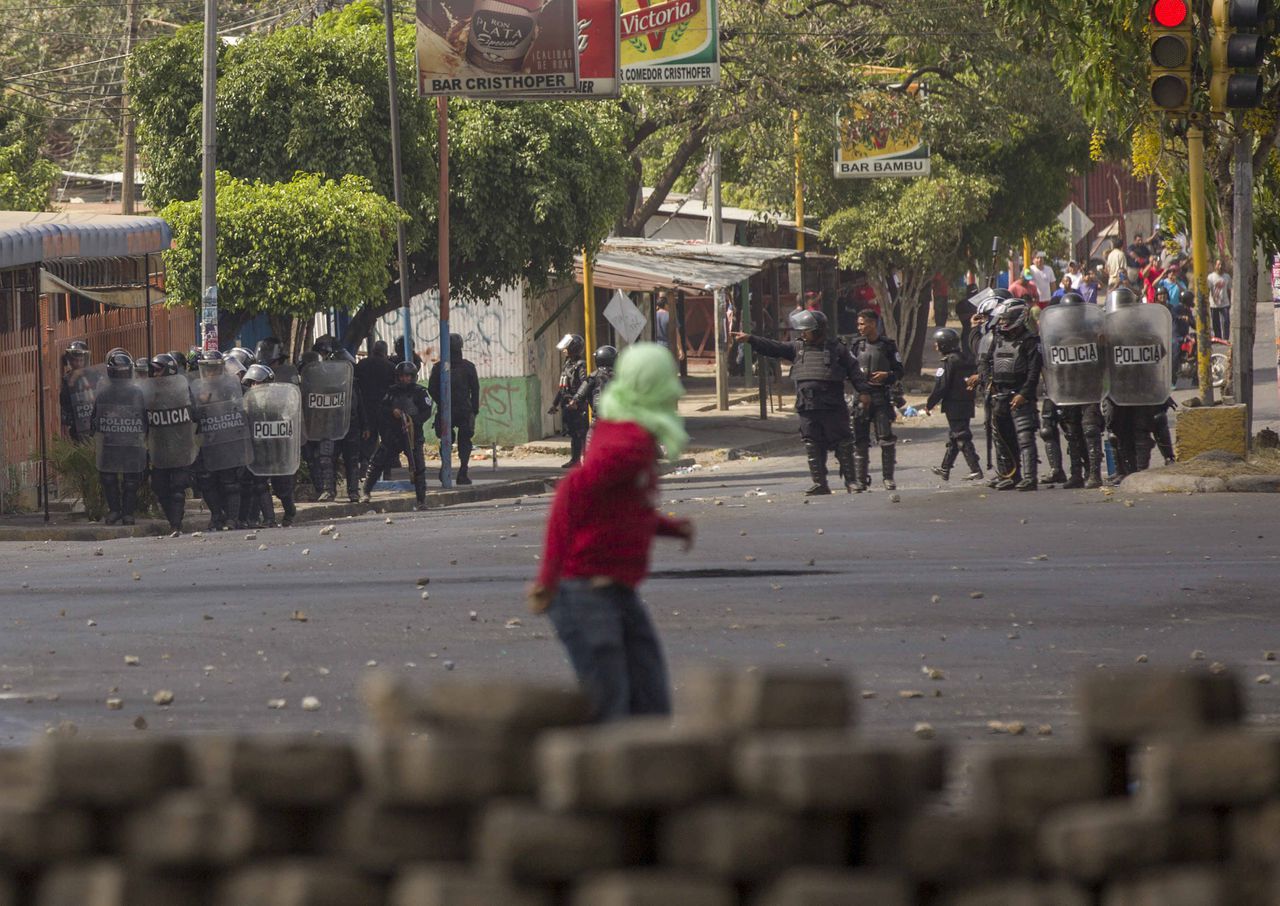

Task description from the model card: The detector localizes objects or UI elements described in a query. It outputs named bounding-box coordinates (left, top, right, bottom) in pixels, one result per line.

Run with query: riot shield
left=300, top=360, right=354, bottom=441
left=245, top=383, right=302, bottom=477
left=1105, top=303, right=1173, bottom=406
left=192, top=372, right=251, bottom=472
left=146, top=373, right=198, bottom=469
left=67, top=364, right=106, bottom=438
left=273, top=363, right=300, bottom=386
left=93, top=378, right=148, bottom=473
left=1039, top=303, right=1105, bottom=405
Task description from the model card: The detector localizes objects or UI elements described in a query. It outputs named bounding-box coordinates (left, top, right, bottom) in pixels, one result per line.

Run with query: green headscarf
left=597, top=342, right=689, bottom=458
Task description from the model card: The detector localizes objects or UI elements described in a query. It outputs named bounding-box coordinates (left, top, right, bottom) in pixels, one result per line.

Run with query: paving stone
left=570, top=870, right=736, bottom=906
left=215, top=861, right=385, bottom=906
left=367, top=678, right=589, bottom=734
left=0, top=804, right=94, bottom=867
left=1138, top=730, right=1280, bottom=806
left=1101, top=867, right=1234, bottom=906
left=750, top=868, right=912, bottom=906
left=537, top=719, right=728, bottom=811
left=659, top=802, right=848, bottom=881
left=971, top=749, right=1110, bottom=830
left=123, top=792, right=296, bottom=866
left=937, top=880, right=1092, bottom=906
left=1078, top=670, right=1241, bottom=746
left=474, top=800, right=635, bottom=883
left=389, top=865, right=551, bottom=906
left=36, top=861, right=207, bottom=906
left=321, top=799, right=468, bottom=873
left=1037, top=802, right=1171, bottom=882
left=32, top=738, right=187, bottom=806
left=896, top=812, right=1007, bottom=881
left=195, top=738, right=357, bottom=807
left=361, top=733, right=522, bottom=805
left=677, top=669, right=853, bottom=732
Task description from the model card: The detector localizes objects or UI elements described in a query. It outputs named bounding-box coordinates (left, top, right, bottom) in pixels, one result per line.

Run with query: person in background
left=1207, top=258, right=1231, bottom=341
left=428, top=334, right=482, bottom=485
left=1156, top=262, right=1188, bottom=312
left=528, top=343, right=693, bottom=722
left=930, top=272, right=950, bottom=328
left=1105, top=238, right=1129, bottom=285
left=1028, top=251, right=1055, bottom=303
left=356, top=339, right=398, bottom=480
left=1065, top=260, right=1083, bottom=289
left=1078, top=269, right=1100, bottom=305
left=1050, top=274, right=1074, bottom=303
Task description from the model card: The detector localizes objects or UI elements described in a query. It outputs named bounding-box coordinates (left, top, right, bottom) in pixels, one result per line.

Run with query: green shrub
left=47, top=436, right=158, bottom=521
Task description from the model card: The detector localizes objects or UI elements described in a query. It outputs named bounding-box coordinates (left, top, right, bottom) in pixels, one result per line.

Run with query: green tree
left=161, top=172, right=403, bottom=320
left=129, top=4, right=630, bottom=345
left=0, top=94, right=59, bottom=210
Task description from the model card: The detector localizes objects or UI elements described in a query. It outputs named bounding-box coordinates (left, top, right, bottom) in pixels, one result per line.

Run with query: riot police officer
left=1103, top=287, right=1174, bottom=479
left=925, top=328, right=983, bottom=481
left=572, top=345, right=617, bottom=420
left=549, top=334, right=588, bottom=468
left=1040, top=292, right=1106, bottom=489
left=192, top=350, right=253, bottom=530
left=732, top=310, right=868, bottom=495
left=306, top=337, right=364, bottom=502
left=362, top=361, right=433, bottom=508
left=61, top=340, right=97, bottom=442
left=92, top=350, right=148, bottom=525
left=849, top=309, right=905, bottom=490
left=146, top=352, right=198, bottom=534
left=972, top=298, right=1042, bottom=490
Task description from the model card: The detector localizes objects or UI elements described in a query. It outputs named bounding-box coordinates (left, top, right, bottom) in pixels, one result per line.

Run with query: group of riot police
left=733, top=286, right=1176, bottom=495
left=60, top=333, right=483, bottom=533
left=547, top=334, right=617, bottom=467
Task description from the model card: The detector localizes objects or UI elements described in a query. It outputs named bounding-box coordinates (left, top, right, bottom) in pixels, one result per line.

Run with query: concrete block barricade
left=1172, top=405, right=1249, bottom=461
left=10, top=668, right=1280, bottom=904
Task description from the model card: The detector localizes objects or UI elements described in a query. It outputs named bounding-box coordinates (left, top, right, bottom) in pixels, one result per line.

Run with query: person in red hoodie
left=528, top=343, right=693, bottom=721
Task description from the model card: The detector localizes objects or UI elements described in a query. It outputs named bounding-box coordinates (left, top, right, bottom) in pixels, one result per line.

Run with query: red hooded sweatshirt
left=536, top=420, right=685, bottom=591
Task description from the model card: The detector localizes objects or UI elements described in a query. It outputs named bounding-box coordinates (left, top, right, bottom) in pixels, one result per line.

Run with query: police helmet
left=105, top=347, right=128, bottom=365
left=789, top=309, right=820, bottom=333
left=312, top=335, right=337, bottom=357
left=167, top=350, right=188, bottom=373
left=997, top=299, right=1031, bottom=334
left=556, top=334, right=585, bottom=357
left=152, top=353, right=180, bottom=377
left=197, top=349, right=225, bottom=379
left=811, top=310, right=829, bottom=332
left=133, top=357, right=153, bottom=378
left=187, top=347, right=204, bottom=371
left=1105, top=287, right=1137, bottom=312
left=298, top=350, right=321, bottom=369
left=1058, top=292, right=1086, bottom=307
left=394, top=361, right=419, bottom=379
left=594, top=345, right=618, bottom=369
left=242, top=363, right=274, bottom=387
left=254, top=337, right=285, bottom=366
left=933, top=327, right=961, bottom=354
left=226, top=347, right=255, bottom=368
left=106, top=351, right=134, bottom=380
left=65, top=340, right=91, bottom=369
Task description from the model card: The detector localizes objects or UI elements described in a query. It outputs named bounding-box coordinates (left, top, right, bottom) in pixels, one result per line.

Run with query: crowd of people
left=59, top=333, right=482, bottom=533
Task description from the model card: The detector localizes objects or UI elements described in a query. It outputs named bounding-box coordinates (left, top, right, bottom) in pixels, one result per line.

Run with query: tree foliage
left=0, top=94, right=59, bottom=210
left=129, top=3, right=630, bottom=342
left=161, top=172, right=403, bottom=318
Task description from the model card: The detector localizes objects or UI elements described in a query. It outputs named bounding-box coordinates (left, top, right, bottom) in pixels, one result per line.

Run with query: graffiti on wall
left=374, top=285, right=525, bottom=378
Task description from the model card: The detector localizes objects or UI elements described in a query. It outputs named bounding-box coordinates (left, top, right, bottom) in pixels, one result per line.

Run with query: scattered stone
left=1124, top=500, right=1135, bottom=508
left=290, top=610, right=308, bottom=622
left=1135, top=654, right=1149, bottom=664
left=124, top=655, right=140, bottom=666
left=861, top=691, right=877, bottom=700
left=987, top=721, right=1026, bottom=736
left=889, top=493, right=901, bottom=503
left=421, top=591, right=430, bottom=600
left=280, top=671, right=290, bottom=682
left=301, top=548, right=311, bottom=556
left=744, top=555, right=757, bottom=562
left=131, top=572, right=141, bottom=581
left=899, top=690, right=924, bottom=699
left=505, top=618, right=523, bottom=629
left=969, top=591, right=985, bottom=599
left=1267, top=651, right=1277, bottom=661
left=444, top=660, right=455, bottom=671
left=924, top=667, right=944, bottom=681
left=257, top=544, right=267, bottom=551
left=1031, top=554, right=1049, bottom=561
left=366, top=661, right=378, bottom=668
left=930, top=595, right=941, bottom=604
left=1036, top=724, right=1053, bottom=736
left=152, top=690, right=174, bottom=706
left=93, top=548, right=103, bottom=556
left=416, top=577, right=430, bottom=587
left=1257, top=675, right=1272, bottom=685
left=319, top=525, right=335, bottom=536
left=914, top=722, right=935, bottom=739
left=385, top=517, right=393, bottom=525
left=133, top=716, right=147, bottom=730
left=1210, top=662, right=1228, bottom=675
left=268, top=699, right=287, bottom=709
left=86, top=619, right=96, bottom=627
left=105, top=698, right=123, bottom=710
left=469, top=611, right=478, bottom=622
left=1191, top=650, right=1205, bottom=661
left=301, top=696, right=321, bottom=711
left=244, top=533, right=257, bottom=541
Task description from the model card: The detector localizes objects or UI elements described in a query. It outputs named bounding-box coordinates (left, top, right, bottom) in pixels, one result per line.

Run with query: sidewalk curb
left=0, top=476, right=561, bottom=543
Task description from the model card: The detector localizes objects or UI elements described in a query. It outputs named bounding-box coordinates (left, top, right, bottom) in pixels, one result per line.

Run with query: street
left=3, top=436, right=1277, bottom=747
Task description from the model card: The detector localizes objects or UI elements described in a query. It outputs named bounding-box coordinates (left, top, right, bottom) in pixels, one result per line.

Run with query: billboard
left=417, top=0, right=580, bottom=97
left=619, top=0, right=719, bottom=86
left=529, top=0, right=621, bottom=98
left=834, top=96, right=930, bottom=179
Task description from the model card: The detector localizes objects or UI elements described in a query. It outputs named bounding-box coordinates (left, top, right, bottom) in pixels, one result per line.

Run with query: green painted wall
left=473, top=375, right=541, bottom=446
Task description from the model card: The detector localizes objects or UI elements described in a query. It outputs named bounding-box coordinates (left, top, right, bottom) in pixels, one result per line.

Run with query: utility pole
left=200, top=0, right=218, bottom=349
left=1231, top=116, right=1254, bottom=438
left=437, top=96, right=453, bottom=489
left=383, top=0, right=413, bottom=372
left=711, top=141, right=728, bottom=411
left=121, top=0, right=138, bottom=215
left=1187, top=121, right=1215, bottom=405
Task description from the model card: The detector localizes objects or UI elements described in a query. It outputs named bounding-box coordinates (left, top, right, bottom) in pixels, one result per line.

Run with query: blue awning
left=0, top=211, right=171, bottom=270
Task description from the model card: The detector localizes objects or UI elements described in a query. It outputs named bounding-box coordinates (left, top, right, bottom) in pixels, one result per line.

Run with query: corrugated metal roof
left=0, top=211, right=171, bottom=270
left=575, top=239, right=798, bottom=291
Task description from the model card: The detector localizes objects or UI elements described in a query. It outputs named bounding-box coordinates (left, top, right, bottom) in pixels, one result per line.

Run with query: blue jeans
left=547, top=580, right=671, bottom=722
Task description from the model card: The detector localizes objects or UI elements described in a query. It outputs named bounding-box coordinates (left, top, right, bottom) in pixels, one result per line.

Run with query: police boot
left=1084, top=438, right=1104, bottom=489
left=1016, top=446, right=1038, bottom=491
left=414, top=472, right=428, bottom=510
left=344, top=459, right=361, bottom=503
left=853, top=450, right=870, bottom=492
left=457, top=448, right=472, bottom=486
left=224, top=484, right=244, bottom=530
left=803, top=442, right=831, bottom=496
left=169, top=491, right=186, bottom=535
left=961, top=444, right=983, bottom=481
left=834, top=441, right=858, bottom=493
left=120, top=476, right=140, bottom=525
left=932, top=446, right=957, bottom=481
left=280, top=495, right=297, bottom=527
left=993, top=447, right=1017, bottom=490
left=101, top=474, right=122, bottom=525
left=1040, top=436, right=1067, bottom=485
left=258, top=489, right=276, bottom=527
left=881, top=445, right=897, bottom=491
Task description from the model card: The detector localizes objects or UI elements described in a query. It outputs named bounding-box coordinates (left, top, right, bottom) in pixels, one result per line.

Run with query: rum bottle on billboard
left=466, top=0, right=540, bottom=72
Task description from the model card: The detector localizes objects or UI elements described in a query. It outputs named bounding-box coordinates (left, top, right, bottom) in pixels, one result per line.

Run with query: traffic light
left=1149, top=0, right=1194, bottom=113
left=1209, top=0, right=1269, bottom=111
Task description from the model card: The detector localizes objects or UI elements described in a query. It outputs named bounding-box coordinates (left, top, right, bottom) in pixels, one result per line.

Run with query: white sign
left=1057, top=203, right=1095, bottom=249
left=603, top=289, right=647, bottom=344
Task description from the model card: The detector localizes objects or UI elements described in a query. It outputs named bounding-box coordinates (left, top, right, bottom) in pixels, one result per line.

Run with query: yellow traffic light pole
left=582, top=250, right=595, bottom=375
left=1186, top=121, right=1215, bottom=404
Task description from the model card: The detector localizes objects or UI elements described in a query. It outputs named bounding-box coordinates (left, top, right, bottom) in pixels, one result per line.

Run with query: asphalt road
left=2, top=440, right=1277, bottom=748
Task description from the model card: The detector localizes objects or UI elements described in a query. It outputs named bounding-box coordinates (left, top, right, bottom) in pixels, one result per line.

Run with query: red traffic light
left=1152, top=0, right=1189, bottom=27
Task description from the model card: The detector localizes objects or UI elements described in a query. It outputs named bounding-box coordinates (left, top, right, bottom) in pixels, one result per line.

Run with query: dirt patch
left=1162, top=448, right=1280, bottom=480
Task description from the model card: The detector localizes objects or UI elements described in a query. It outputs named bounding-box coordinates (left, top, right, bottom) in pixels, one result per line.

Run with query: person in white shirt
left=1105, top=239, right=1128, bottom=284
left=1065, top=260, right=1083, bottom=288
left=1028, top=251, right=1055, bottom=302
left=1207, top=258, right=1231, bottom=340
